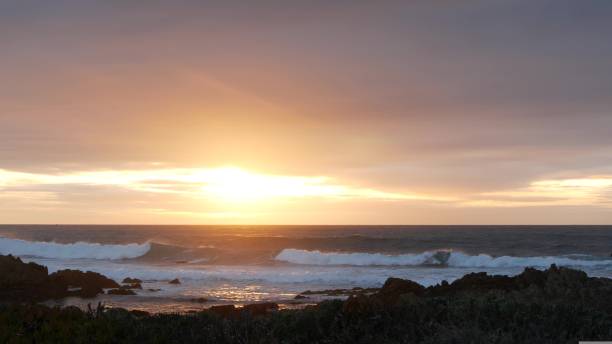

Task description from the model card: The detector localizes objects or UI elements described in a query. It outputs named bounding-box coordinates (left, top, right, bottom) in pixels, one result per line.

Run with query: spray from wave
left=0, top=237, right=151, bottom=260
left=275, top=248, right=612, bottom=268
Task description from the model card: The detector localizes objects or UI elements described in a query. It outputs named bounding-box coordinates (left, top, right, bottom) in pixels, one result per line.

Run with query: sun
left=201, top=168, right=269, bottom=202
left=199, top=167, right=335, bottom=203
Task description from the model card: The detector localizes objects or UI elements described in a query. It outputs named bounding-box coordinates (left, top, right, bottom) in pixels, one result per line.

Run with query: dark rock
left=542, top=264, right=589, bottom=296
left=447, top=272, right=515, bottom=292
left=377, top=277, right=425, bottom=302
left=209, top=305, right=236, bottom=317
left=191, top=297, right=208, bottom=303
left=0, top=254, right=48, bottom=285
left=425, top=264, right=590, bottom=297
left=0, top=255, right=63, bottom=301
left=50, top=269, right=119, bottom=289
left=107, top=288, right=136, bottom=295
left=362, top=264, right=606, bottom=306
left=0, top=255, right=129, bottom=302
left=294, top=294, right=308, bottom=299
left=343, top=294, right=376, bottom=314
left=49, top=269, right=120, bottom=298
left=242, top=302, right=278, bottom=316
left=300, top=287, right=380, bottom=296
left=515, top=267, right=547, bottom=288
left=122, top=282, right=142, bottom=289
left=122, top=277, right=142, bottom=284
left=147, top=288, right=161, bottom=292
left=0, top=255, right=118, bottom=301
left=169, top=278, right=181, bottom=285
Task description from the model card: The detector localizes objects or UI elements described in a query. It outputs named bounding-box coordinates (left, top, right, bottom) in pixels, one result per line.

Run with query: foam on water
left=0, top=237, right=150, bottom=260
left=29, top=257, right=461, bottom=287
left=275, top=248, right=612, bottom=268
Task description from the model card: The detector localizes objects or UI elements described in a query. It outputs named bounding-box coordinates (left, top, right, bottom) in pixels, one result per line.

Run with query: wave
left=0, top=236, right=224, bottom=264
left=274, top=249, right=612, bottom=268
left=133, top=242, right=218, bottom=263
left=0, top=237, right=151, bottom=260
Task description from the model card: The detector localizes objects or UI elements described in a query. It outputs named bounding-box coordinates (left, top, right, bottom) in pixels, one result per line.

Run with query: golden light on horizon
left=198, top=167, right=338, bottom=202
left=0, top=166, right=434, bottom=207
left=5, top=164, right=611, bottom=223
left=463, top=176, right=612, bottom=208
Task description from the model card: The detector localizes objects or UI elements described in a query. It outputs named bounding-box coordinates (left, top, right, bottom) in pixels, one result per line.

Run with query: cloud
left=1, top=1, right=612, bottom=223
left=463, top=176, right=612, bottom=208
left=0, top=167, right=448, bottom=203
left=2, top=166, right=612, bottom=224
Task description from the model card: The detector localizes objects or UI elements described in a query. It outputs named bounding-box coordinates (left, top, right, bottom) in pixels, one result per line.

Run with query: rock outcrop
left=108, top=288, right=136, bottom=295
left=343, top=264, right=612, bottom=315
left=122, top=282, right=142, bottom=290
left=0, top=255, right=62, bottom=301
left=0, top=254, right=119, bottom=302
left=49, top=269, right=120, bottom=298
left=190, top=297, right=208, bottom=303
left=377, top=277, right=425, bottom=301
left=122, top=277, right=143, bottom=284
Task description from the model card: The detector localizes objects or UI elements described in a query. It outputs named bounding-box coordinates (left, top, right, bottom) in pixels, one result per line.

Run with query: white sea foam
left=275, top=249, right=442, bottom=266
left=0, top=237, right=150, bottom=260
left=274, top=249, right=612, bottom=268
left=31, top=258, right=445, bottom=287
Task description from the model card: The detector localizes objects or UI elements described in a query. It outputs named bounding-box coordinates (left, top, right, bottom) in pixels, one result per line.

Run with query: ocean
left=1, top=225, right=611, bottom=313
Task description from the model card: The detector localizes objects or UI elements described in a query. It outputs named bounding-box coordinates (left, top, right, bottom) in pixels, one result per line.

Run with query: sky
left=1, top=0, right=612, bottom=224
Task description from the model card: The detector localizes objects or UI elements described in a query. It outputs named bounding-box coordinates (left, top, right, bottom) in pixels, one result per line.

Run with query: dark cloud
left=1, top=1, right=612, bottom=223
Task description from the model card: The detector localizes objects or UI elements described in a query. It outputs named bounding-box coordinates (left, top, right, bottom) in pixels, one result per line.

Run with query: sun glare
left=199, top=167, right=337, bottom=202
left=0, top=166, right=434, bottom=207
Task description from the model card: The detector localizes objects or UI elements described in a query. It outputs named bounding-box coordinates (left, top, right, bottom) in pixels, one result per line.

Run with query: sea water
left=1, top=225, right=611, bottom=313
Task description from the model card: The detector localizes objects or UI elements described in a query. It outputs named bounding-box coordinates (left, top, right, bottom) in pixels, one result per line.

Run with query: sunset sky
left=2, top=1, right=612, bottom=224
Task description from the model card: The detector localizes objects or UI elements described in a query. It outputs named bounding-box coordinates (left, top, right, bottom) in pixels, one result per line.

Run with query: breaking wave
left=0, top=237, right=151, bottom=260
left=274, top=249, right=612, bottom=268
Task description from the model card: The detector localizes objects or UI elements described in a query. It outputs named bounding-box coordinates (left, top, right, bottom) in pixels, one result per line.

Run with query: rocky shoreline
left=1, top=254, right=612, bottom=342
left=0, top=254, right=121, bottom=301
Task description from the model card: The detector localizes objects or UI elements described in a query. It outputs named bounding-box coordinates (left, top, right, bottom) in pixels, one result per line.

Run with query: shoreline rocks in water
left=122, top=277, right=142, bottom=284
left=299, top=286, right=379, bottom=297
left=121, top=282, right=142, bottom=290
left=190, top=297, right=208, bottom=303
left=168, top=278, right=181, bottom=285
left=50, top=269, right=120, bottom=298
left=107, top=288, right=136, bottom=296
left=0, top=254, right=119, bottom=302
